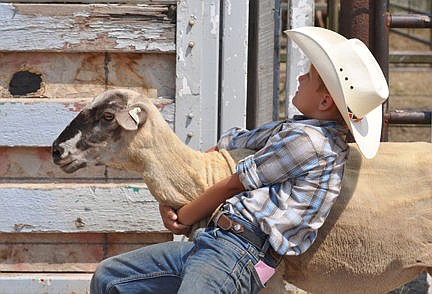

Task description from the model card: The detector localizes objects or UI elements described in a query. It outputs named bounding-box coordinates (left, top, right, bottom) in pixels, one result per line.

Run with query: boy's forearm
left=177, top=174, right=245, bottom=226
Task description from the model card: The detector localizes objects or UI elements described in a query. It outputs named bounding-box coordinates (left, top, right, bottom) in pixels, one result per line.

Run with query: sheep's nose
left=52, top=145, right=64, bottom=163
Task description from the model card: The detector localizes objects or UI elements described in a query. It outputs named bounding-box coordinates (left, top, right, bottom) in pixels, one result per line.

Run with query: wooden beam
left=0, top=184, right=165, bottom=232
left=285, top=0, right=315, bottom=118
left=0, top=99, right=173, bottom=147
left=175, top=0, right=220, bottom=151
left=0, top=274, right=92, bottom=294
left=0, top=3, right=175, bottom=53
left=219, top=0, right=249, bottom=132
left=0, top=232, right=172, bottom=272
left=0, top=52, right=175, bottom=99
left=247, top=0, right=275, bottom=129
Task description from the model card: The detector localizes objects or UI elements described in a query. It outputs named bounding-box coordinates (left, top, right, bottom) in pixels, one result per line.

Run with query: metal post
left=339, top=0, right=371, bottom=45
left=374, top=0, right=389, bottom=141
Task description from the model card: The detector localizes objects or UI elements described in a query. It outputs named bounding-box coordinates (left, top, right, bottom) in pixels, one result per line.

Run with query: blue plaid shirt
left=217, top=117, right=349, bottom=256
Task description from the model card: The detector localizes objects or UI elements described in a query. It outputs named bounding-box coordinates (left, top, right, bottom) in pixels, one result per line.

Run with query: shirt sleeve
left=236, top=129, right=319, bottom=190
left=217, top=121, right=284, bottom=151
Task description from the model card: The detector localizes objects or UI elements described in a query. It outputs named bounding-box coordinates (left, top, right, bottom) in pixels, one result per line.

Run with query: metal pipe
left=385, top=110, right=432, bottom=125
left=390, top=14, right=432, bottom=28
left=339, top=0, right=371, bottom=45
left=374, top=0, right=389, bottom=141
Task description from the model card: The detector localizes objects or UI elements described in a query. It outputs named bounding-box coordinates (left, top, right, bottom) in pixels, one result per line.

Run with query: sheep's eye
left=103, top=112, right=115, bottom=121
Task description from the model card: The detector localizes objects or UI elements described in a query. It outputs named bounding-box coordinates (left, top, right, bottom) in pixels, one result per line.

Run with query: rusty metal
left=385, top=110, right=432, bottom=125
left=339, top=0, right=371, bottom=45
left=389, top=51, right=432, bottom=64
left=390, top=14, right=431, bottom=28
left=374, top=0, right=389, bottom=141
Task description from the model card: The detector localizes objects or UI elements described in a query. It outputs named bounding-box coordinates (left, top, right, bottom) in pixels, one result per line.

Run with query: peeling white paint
left=0, top=102, right=175, bottom=147
left=209, top=4, right=219, bottom=34
left=178, top=76, right=192, bottom=96
left=0, top=274, right=92, bottom=294
left=0, top=3, right=175, bottom=53
left=285, top=0, right=314, bottom=118
left=0, top=186, right=164, bottom=232
left=225, top=0, right=232, bottom=16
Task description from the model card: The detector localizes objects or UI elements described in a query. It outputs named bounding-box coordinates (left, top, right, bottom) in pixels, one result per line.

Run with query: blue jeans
left=90, top=227, right=266, bottom=293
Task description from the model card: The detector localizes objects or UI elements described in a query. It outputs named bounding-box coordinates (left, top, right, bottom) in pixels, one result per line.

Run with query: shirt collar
left=289, top=115, right=348, bottom=133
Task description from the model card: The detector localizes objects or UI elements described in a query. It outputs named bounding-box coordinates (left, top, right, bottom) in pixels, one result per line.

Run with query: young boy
left=90, top=26, right=388, bottom=294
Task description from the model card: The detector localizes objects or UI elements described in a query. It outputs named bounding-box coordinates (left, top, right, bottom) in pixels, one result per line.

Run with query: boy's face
left=292, top=65, right=327, bottom=117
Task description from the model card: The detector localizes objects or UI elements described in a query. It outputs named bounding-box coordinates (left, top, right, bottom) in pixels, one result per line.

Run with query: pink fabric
left=254, top=260, right=276, bottom=285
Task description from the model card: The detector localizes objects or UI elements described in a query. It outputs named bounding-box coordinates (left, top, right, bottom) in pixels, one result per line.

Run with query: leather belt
left=210, top=211, right=282, bottom=266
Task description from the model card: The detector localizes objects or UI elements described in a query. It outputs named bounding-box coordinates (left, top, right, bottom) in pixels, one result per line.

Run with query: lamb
left=52, top=89, right=432, bottom=294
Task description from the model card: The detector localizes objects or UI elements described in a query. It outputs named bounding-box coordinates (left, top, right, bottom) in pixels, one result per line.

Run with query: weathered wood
left=0, top=232, right=172, bottom=272
left=0, top=99, right=174, bottom=146
left=219, top=0, right=249, bottom=133
left=246, top=0, right=276, bottom=128
left=285, top=0, right=315, bottom=118
left=0, top=147, right=142, bottom=182
left=6, top=0, right=175, bottom=3
left=0, top=52, right=174, bottom=99
left=0, top=273, right=92, bottom=294
left=175, top=0, right=220, bottom=150
left=0, top=185, right=165, bottom=232
left=0, top=3, right=175, bottom=53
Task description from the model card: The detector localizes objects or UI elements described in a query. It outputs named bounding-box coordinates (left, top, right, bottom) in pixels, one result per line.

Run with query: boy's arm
left=177, top=173, right=245, bottom=226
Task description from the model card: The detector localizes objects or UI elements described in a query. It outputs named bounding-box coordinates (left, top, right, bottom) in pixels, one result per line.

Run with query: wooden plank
left=0, top=101, right=87, bottom=147
left=0, top=99, right=174, bottom=146
left=0, top=232, right=172, bottom=272
left=0, top=185, right=166, bottom=232
left=175, top=0, right=220, bottom=151
left=0, top=274, right=92, bottom=294
left=0, top=52, right=174, bottom=99
left=0, top=3, right=175, bottom=53
left=0, top=147, right=142, bottom=182
left=219, top=0, right=249, bottom=133
left=246, top=0, right=276, bottom=129
left=6, top=0, right=176, bottom=3
left=285, top=0, right=315, bottom=118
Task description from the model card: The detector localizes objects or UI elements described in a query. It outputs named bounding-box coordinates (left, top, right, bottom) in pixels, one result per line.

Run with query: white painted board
left=0, top=101, right=175, bottom=147
left=0, top=185, right=165, bottom=232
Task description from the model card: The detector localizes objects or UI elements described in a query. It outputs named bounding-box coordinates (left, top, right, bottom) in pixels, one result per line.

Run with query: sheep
left=52, top=89, right=432, bottom=294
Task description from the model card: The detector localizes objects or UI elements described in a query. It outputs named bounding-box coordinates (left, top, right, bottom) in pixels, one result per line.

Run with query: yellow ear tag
left=128, top=107, right=141, bottom=125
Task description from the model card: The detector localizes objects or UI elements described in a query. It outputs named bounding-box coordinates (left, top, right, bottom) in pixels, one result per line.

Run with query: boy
left=90, top=26, right=388, bottom=294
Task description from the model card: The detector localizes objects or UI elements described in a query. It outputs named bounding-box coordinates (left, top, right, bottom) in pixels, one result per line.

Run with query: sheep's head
left=52, top=89, right=147, bottom=173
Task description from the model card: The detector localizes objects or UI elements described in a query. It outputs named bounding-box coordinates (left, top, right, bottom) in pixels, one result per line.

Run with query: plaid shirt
left=217, top=117, right=349, bottom=256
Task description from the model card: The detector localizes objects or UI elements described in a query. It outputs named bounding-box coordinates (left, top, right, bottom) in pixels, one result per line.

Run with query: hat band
left=348, top=107, right=363, bottom=123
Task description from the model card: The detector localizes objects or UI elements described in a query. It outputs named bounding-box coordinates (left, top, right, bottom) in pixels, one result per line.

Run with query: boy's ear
left=319, top=94, right=335, bottom=111
left=116, top=104, right=147, bottom=131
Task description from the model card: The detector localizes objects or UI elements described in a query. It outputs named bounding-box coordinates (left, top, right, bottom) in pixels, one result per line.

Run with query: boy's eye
left=103, top=112, right=115, bottom=121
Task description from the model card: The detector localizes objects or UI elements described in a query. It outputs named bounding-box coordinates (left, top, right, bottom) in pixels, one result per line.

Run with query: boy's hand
left=205, top=146, right=219, bottom=153
left=159, top=204, right=191, bottom=236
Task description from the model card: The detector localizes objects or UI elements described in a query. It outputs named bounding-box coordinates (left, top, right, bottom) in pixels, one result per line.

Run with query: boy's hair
left=316, top=74, right=329, bottom=93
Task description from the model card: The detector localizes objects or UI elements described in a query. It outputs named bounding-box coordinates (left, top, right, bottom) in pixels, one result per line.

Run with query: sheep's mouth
left=58, top=159, right=87, bottom=173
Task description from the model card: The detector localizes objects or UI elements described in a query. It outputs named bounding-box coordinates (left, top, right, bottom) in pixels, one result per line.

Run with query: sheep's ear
left=116, top=105, right=147, bottom=131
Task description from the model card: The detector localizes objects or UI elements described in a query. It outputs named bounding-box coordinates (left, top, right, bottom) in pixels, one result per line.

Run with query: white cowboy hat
left=285, top=26, right=389, bottom=159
